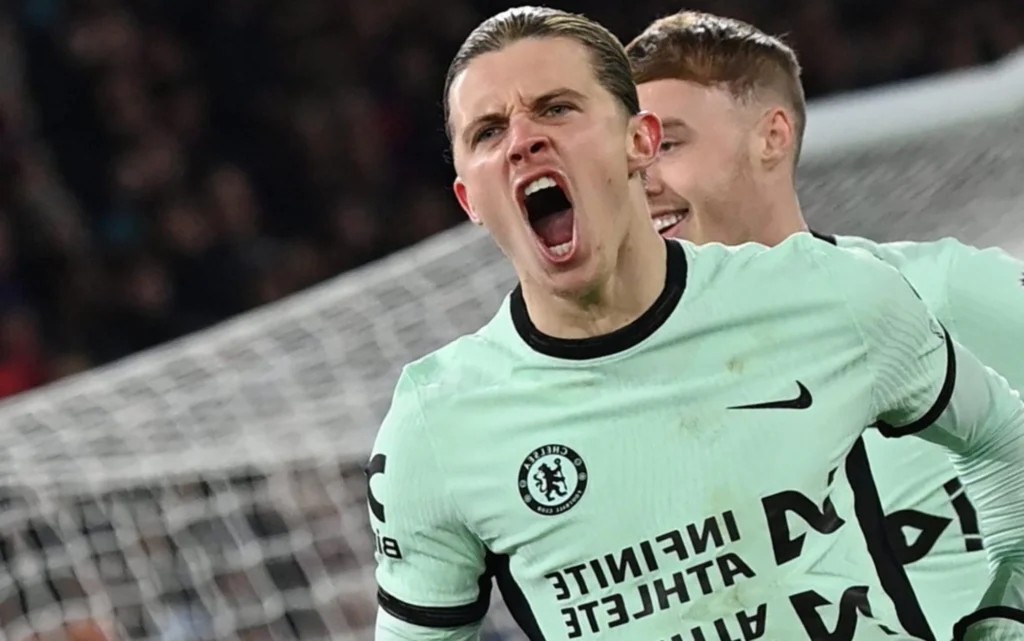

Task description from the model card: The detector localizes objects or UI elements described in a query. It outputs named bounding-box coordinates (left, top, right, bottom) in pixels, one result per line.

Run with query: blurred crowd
left=0, top=0, right=1022, bottom=400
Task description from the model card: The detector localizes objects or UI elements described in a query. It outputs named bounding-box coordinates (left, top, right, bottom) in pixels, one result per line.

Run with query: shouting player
left=368, top=6, right=1024, bottom=641
left=626, top=11, right=1024, bottom=638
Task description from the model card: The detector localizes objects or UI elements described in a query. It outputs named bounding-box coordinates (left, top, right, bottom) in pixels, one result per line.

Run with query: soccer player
left=626, top=11, right=1024, bottom=639
left=368, top=6, right=1024, bottom=641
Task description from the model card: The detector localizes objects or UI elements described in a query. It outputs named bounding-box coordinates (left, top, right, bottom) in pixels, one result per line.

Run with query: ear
left=453, top=177, right=482, bottom=225
left=758, top=107, right=795, bottom=170
left=626, top=111, right=662, bottom=176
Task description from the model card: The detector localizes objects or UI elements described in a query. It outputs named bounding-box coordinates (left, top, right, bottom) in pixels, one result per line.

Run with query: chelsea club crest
left=518, top=444, right=588, bottom=516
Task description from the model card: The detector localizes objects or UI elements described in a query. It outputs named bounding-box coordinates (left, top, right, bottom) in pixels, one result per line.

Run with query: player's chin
left=541, top=268, right=601, bottom=299
left=516, top=239, right=581, bottom=291
left=535, top=245, right=605, bottom=298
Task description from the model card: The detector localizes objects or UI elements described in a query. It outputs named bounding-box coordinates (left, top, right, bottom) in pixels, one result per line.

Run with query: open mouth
left=652, top=209, right=689, bottom=237
left=520, top=175, right=577, bottom=262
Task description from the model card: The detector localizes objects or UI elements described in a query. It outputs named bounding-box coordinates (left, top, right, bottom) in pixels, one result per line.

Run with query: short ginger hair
left=626, top=11, right=806, bottom=162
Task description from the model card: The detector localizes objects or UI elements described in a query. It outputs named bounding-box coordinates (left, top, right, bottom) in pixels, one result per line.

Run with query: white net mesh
left=0, top=59, right=1022, bottom=641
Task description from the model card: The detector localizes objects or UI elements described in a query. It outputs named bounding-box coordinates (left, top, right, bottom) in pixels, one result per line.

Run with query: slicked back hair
left=443, top=6, right=640, bottom=144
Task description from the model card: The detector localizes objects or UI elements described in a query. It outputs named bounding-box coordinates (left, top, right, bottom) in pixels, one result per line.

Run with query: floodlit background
left=0, top=0, right=1022, bottom=399
left=0, top=1, right=1021, bottom=641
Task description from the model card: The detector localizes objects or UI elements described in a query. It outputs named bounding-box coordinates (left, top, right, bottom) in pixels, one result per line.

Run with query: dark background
left=0, top=0, right=1021, bottom=400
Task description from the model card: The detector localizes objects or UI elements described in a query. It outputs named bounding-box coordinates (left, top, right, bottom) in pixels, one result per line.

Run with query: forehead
left=448, top=37, right=603, bottom=131
left=637, top=78, right=741, bottom=126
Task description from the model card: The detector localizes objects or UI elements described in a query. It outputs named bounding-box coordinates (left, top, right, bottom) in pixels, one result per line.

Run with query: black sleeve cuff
left=378, top=586, right=490, bottom=629
left=952, top=606, right=1024, bottom=640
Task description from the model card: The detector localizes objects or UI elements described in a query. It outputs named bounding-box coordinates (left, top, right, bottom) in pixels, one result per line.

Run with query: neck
left=522, top=202, right=667, bottom=340
left=749, top=182, right=807, bottom=247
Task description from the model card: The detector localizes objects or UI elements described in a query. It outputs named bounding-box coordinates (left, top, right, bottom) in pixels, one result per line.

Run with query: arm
left=831, top=249, right=1024, bottom=641
left=368, top=372, right=491, bottom=641
left=943, top=243, right=1024, bottom=391
left=939, top=244, right=1024, bottom=641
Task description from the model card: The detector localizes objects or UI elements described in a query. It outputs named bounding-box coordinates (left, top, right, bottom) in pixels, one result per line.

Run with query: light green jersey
left=368, top=235, right=1024, bottom=641
left=831, top=233, right=1024, bottom=638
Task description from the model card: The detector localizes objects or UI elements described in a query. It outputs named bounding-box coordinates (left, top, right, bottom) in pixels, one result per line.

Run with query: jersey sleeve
left=368, top=371, right=490, bottom=641
left=828, top=246, right=1024, bottom=639
left=943, top=243, right=1024, bottom=393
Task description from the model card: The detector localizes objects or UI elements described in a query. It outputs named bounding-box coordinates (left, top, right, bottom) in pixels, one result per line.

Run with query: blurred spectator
left=0, top=306, right=46, bottom=397
left=0, top=0, right=1017, bottom=399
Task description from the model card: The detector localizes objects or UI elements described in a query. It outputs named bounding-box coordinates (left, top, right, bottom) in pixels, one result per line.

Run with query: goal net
left=0, top=52, right=1022, bottom=641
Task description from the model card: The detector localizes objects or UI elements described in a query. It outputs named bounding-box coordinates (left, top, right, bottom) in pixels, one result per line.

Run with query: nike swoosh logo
left=729, top=381, right=812, bottom=410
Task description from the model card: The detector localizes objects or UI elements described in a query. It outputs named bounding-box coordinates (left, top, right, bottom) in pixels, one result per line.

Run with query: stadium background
left=0, top=1, right=1021, bottom=640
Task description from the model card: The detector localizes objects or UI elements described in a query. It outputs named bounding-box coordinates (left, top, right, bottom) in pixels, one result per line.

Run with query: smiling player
left=627, top=10, right=1024, bottom=639
left=367, top=7, right=1024, bottom=641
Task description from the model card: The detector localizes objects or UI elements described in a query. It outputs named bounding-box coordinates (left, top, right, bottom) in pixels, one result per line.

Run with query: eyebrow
left=460, top=87, right=588, bottom=146
left=659, top=116, right=692, bottom=133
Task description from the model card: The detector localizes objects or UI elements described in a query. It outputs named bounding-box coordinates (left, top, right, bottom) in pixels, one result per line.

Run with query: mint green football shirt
left=831, top=233, right=1024, bottom=638
left=367, top=235, right=1024, bottom=641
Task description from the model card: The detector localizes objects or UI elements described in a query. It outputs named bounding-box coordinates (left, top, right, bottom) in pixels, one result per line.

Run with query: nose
left=506, top=122, right=550, bottom=165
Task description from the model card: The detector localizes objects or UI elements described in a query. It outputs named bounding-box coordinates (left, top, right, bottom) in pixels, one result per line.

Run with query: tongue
left=532, top=209, right=574, bottom=247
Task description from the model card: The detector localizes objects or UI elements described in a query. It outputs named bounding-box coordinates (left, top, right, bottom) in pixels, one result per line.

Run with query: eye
left=542, top=103, right=573, bottom=117
left=659, top=140, right=681, bottom=154
left=473, top=125, right=503, bottom=145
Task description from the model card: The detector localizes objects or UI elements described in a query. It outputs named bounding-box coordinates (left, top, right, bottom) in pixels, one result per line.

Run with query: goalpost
left=0, top=50, right=1021, bottom=641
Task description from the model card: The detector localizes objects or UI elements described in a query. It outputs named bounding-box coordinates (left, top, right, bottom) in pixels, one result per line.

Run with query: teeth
left=653, top=213, right=683, bottom=231
left=548, top=241, right=573, bottom=257
left=524, top=176, right=558, bottom=196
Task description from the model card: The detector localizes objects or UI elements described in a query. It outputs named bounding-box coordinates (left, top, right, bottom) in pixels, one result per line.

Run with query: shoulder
left=404, top=322, right=517, bottom=400
left=373, top=350, right=463, bottom=466
left=842, top=236, right=1021, bottom=306
left=768, top=234, right=932, bottom=324
left=861, top=236, right=964, bottom=267
left=682, top=232, right=892, bottom=284
left=836, top=235, right=975, bottom=273
left=381, top=321, right=516, bottom=440
left=677, top=232, right=822, bottom=281
left=918, top=239, right=1024, bottom=313
left=784, top=233, right=906, bottom=282
left=908, top=237, right=1024, bottom=280
left=677, top=235, right=911, bottom=337
left=392, top=339, right=484, bottom=414
left=674, top=233, right=898, bottom=309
